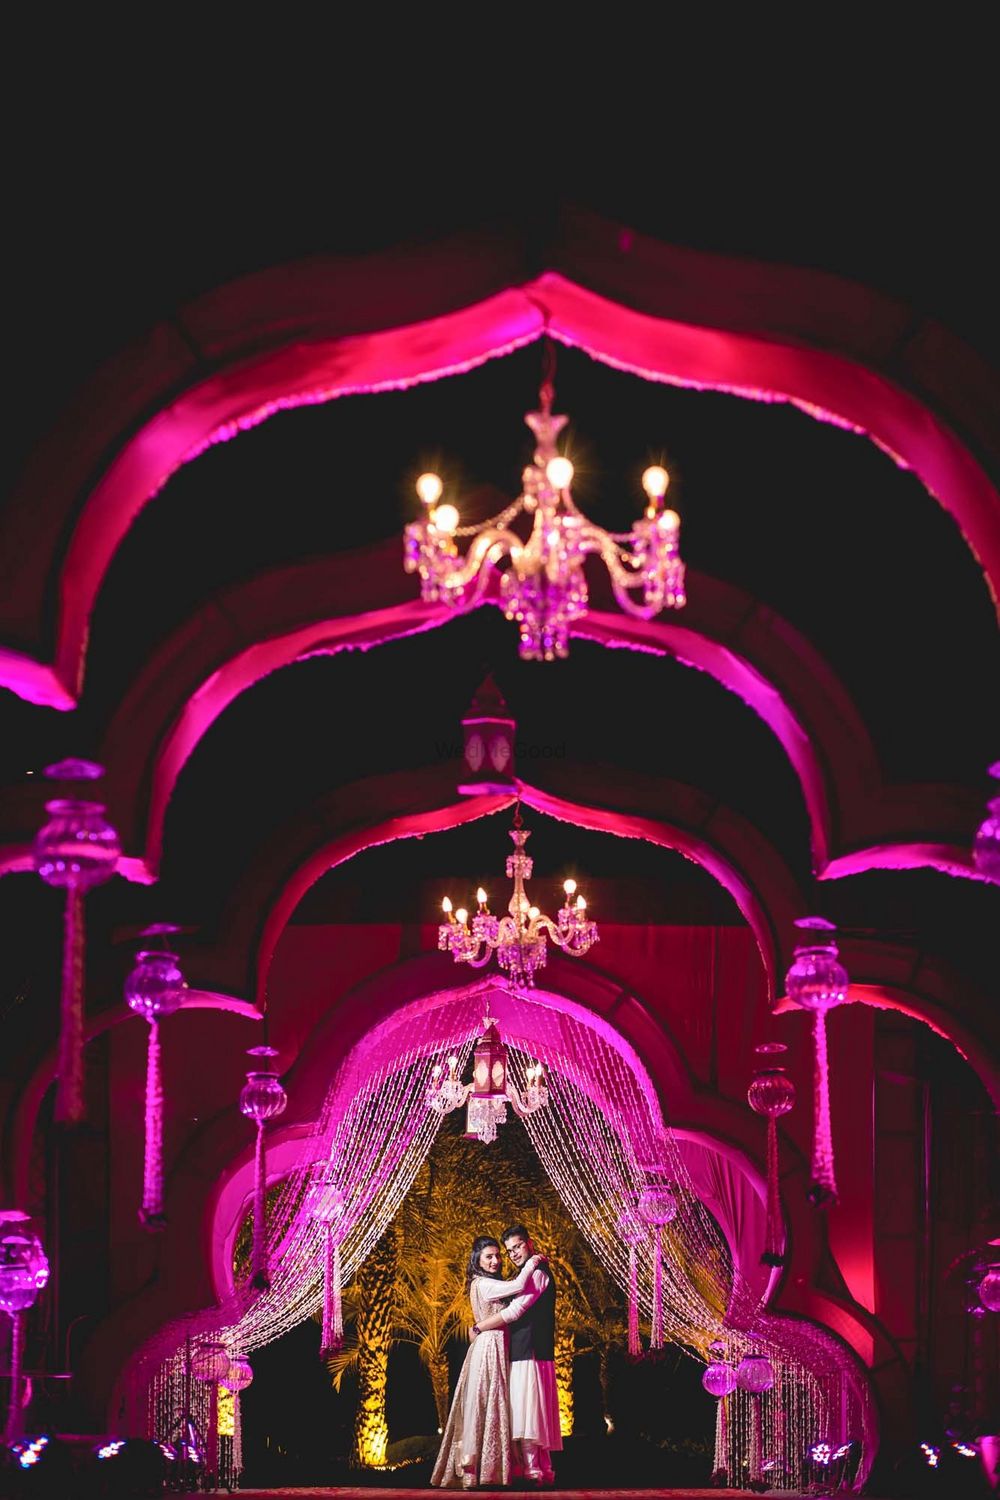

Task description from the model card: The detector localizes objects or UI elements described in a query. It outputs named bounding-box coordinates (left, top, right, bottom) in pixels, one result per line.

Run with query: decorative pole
left=784, top=917, right=848, bottom=1207
left=124, top=927, right=188, bottom=1229
left=33, top=760, right=120, bottom=1124
left=747, top=1043, right=796, bottom=1265
left=240, top=1047, right=287, bottom=1291
left=0, top=1212, right=49, bottom=1442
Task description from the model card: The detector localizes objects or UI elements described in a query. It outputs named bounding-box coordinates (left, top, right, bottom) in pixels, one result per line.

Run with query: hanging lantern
left=191, top=1341, right=230, bottom=1383
left=703, top=1359, right=738, bottom=1398
left=748, top=1042, right=796, bottom=1266
left=638, top=1184, right=678, bottom=1351
left=220, top=1356, right=253, bottom=1394
left=464, top=1016, right=509, bottom=1145
left=457, top=676, right=517, bottom=796
left=785, top=917, right=847, bottom=1206
left=973, top=762, right=1000, bottom=881
left=309, top=1167, right=346, bottom=1357
left=978, top=1264, right=1000, bottom=1313
left=736, top=1354, right=775, bottom=1393
left=0, top=1213, right=49, bottom=1443
left=240, top=1046, right=287, bottom=1291
left=34, top=760, right=121, bottom=1124
left=616, top=1210, right=646, bottom=1358
left=125, top=929, right=187, bottom=1231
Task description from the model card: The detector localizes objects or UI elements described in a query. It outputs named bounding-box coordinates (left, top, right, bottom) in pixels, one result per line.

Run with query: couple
left=431, top=1223, right=561, bottom=1490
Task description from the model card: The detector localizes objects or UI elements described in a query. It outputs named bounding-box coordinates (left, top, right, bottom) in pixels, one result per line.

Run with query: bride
left=431, top=1235, right=545, bottom=1489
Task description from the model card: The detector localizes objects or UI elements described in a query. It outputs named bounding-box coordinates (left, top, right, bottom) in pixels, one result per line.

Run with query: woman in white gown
left=431, top=1236, right=545, bottom=1489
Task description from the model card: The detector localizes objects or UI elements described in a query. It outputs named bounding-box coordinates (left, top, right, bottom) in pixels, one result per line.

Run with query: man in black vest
left=469, top=1222, right=562, bottom=1485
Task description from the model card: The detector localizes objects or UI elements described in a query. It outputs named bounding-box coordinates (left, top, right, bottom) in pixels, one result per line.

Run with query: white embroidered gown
left=430, top=1256, right=542, bottom=1489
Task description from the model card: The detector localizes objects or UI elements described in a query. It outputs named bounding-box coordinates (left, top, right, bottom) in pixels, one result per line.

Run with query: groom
left=471, top=1222, right=561, bottom=1485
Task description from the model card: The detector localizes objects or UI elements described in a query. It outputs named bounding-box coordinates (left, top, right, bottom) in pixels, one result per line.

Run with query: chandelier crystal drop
left=404, top=351, right=685, bottom=661
left=438, top=807, right=597, bottom=987
left=425, top=1012, right=548, bottom=1145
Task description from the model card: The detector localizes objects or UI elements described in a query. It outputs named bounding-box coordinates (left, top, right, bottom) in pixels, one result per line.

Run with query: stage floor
left=210, top=1490, right=818, bottom=1498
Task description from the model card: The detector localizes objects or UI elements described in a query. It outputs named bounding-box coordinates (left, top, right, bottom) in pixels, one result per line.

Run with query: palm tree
left=352, top=1216, right=401, bottom=1465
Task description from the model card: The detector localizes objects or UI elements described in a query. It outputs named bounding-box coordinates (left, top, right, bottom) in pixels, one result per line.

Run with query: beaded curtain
left=123, top=979, right=875, bottom=1487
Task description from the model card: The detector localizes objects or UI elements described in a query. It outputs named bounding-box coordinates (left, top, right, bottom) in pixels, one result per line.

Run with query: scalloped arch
left=2, top=210, right=998, bottom=710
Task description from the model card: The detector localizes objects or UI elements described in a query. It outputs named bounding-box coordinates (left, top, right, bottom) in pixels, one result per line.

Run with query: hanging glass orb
left=637, top=1186, right=679, bottom=1226
left=748, top=1043, right=796, bottom=1117
left=978, top=1265, right=1000, bottom=1313
left=240, top=1047, right=287, bottom=1124
left=736, top=1354, right=775, bottom=1392
left=125, top=947, right=187, bottom=1021
left=702, top=1360, right=738, bottom=1398
left=34, top=798, right=121, bottom=891
left=191, top=1340, right=230, bottom=1383
left=220, top=1356, right=253, bottom=1393
left=974, top=765, right=1000, bottom=880
left=785, top=917, right=848, bottom=1011
left=0, top=1221, right=50, bottom=1314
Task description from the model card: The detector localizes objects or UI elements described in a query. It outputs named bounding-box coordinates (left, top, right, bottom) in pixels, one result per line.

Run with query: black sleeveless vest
left=509, top=1263, right=556, bottom=1363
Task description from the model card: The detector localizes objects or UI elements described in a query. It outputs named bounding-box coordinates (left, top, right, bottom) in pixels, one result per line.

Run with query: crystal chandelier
left=438, top=805, right=598, bottom=987
left=404, top=344, right=686, bottom=661
left=426, top=1012, right=548, bottom=1144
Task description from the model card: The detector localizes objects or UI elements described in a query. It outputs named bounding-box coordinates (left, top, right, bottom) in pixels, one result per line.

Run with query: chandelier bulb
left=576, top=895, right=586, bottom=910
left=642, top=465, right=670, bottom=501
left=442, top=896, right=453, bottom=916
left=546, top=456, right=574, bottom=490
left=528, top=905, right=540, bottom=921
left=563, top=878, right=577, bottom=896
left=476, top=887, right=488, bottom=907
left=447, top=1054, right=458, bottom=1074
left=416, top=472, right=443, bottom=506
left=455, top=908, right=468, bottom=927
left=430, top=503, right=459, bottom=535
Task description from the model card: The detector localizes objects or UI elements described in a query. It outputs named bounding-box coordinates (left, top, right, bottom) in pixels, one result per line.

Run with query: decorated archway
left=118, top=974, right=876, bottom=1490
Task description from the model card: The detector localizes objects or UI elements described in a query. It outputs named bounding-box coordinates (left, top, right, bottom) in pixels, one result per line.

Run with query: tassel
left=627, top=1245, right=640, bottom=1357
left=55, top=889, right=85, bottom=1124
left=809, top=1009, right=838, bottom=1205
left=749, top=1393, right=763, bottom=1482
left=4, top=1313, right=24, bottom=1442
left=251, top=1121, right=269, bottom=1290
left=650, top=1225, right=664, bottom=1350
left=765, top=1115, right=782, bottom=1263
left=207, top=1378, right=219, bottom=1479
left=140, top=1020, right=166, bottom=1229
left=321, top=1226, right=343, bottom=1355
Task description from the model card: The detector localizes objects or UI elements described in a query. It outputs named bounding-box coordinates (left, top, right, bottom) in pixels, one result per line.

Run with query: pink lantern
left=978, top=1265, right=1000, bottom=1313
left=33, top=760, right=120, bottom=1124
left=638, top=1184, right=678, bottom=1351
left=703, top=1360, right=738, bottom=1398
left=748, top=1042, right=796, bottom=1265
left=220, top=1356, right=253, bottom=1393
left=0, top=1212, right=49, bottom=1445
left=125, top=929, right=187, bottom=1231
left=785, top=917, right=847, bottom=1206
left=616, top=1210, right=646, bottom=1358
left=973, top=763, right=1000, bottom=880
left=240, top=1046, right=287, bottom=1290
left=191, top=1341, right=230, bottom=1383
left=736, top=1354, right=775, bottom=1393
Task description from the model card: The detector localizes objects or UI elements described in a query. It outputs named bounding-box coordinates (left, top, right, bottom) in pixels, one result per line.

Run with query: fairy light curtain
left=124, top=980, right=875, bottom=1490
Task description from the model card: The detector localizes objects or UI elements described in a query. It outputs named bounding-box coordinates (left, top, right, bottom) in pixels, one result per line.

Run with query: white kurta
left=501, top=1266, right=563, bottom=1453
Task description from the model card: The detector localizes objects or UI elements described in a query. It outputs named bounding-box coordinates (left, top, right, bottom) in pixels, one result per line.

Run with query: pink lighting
left=2, top=220, right=997, bottom=713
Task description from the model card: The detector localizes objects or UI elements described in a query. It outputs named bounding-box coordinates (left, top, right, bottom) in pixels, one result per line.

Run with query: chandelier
left=438, top=806, right=598, bottom=987
left=426, top=1012, right=548, bottom=1144
left=403, top=345, right=686, bottom=661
